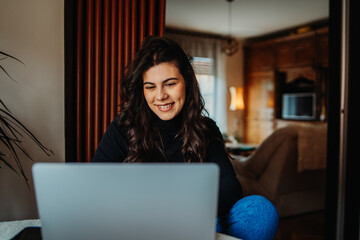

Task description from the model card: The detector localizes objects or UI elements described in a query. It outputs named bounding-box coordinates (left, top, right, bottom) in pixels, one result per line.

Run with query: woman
left=93, top=36, right=278, bottom=240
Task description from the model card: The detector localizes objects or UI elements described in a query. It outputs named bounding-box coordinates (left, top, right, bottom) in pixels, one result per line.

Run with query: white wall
left=0, top=0, right=65, bottom=221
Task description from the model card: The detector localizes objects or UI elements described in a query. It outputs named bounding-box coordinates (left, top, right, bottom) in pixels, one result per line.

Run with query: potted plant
left=0, top=51, right=53, bottom=188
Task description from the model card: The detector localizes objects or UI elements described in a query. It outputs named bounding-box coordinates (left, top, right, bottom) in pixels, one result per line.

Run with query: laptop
left=32, top=162, right=219, bottom=240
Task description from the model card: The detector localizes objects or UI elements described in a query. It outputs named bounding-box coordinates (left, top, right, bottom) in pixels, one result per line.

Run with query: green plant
left=0, top=51, right=53, bottom=187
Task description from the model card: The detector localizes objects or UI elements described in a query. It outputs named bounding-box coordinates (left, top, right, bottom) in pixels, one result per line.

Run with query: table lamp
left=229, top=86, right=244, bottom=143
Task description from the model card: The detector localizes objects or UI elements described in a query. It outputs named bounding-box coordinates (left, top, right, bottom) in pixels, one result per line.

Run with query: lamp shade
left=267, top=90, right=274, bottom=108
left=229, top=87, right=245, bottom=111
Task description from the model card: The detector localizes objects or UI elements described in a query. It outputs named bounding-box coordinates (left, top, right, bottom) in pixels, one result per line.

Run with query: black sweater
left=92, top=114, right=242, bottom=218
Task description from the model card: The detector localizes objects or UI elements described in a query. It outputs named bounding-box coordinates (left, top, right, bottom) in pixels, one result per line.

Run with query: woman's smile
left=156, top=102, right=175, bottom=112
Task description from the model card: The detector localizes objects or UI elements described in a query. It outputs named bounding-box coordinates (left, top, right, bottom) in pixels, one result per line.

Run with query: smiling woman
left=93, top=36, right=213, bottom=164
left=92, top=36, right=279, bottom=240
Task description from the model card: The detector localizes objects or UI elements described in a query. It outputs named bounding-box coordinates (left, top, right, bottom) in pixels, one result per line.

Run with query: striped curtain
left=65, top=0, right=166, bottom=162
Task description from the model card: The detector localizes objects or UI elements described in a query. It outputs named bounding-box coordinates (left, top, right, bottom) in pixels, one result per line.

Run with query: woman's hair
left=118, top=35, right=210, bottom=163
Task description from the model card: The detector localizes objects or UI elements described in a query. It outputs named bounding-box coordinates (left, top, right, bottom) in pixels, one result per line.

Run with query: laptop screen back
left=32, top=162, right=219, bottom=240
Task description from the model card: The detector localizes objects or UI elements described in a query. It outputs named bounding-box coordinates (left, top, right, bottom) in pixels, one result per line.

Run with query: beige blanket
left=297, top=124, right=327, bottom=172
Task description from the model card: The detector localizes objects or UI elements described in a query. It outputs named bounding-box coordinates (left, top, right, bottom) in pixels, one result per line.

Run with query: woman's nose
left=156, top=88, right=168, bottom=101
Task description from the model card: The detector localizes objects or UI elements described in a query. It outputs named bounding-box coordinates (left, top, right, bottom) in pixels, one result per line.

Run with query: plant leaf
left=0, top=108, right=54, bottom=156
left=1, top=112, right=25, bottom=139
left=0, top=52, right=49, bottom=189
left=0, top=65, right=18, bottom=82
left=0, top=99, right=12, bottom=113
left=0, top=154, right=21, bottom=176
left=0, top=51, right=25, bottom=65
left=13, top=141, right=35, bottom=162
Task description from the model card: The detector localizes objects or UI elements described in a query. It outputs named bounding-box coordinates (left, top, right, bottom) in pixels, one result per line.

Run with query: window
left=164, top=33, right=227, bottom=133
left=192, top=57, right=216, bottom=118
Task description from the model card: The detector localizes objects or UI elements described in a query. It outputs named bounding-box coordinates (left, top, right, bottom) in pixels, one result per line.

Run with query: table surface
left=225, top=142, right=258, bottom=150
left=0, top=219, right=240, bottom=240
left=225, top=143, right=258, bottom=157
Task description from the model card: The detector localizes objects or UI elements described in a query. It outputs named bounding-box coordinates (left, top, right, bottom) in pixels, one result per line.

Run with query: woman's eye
left=145, top=86, right=155, bottom=90
left=166, top=83, right=176, bottom=87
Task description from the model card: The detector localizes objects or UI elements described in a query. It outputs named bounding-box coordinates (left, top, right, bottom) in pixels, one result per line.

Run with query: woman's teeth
left=159, top=103, right=172, bottom=110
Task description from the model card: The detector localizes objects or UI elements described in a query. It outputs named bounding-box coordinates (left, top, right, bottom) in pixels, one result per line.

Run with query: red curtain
left=66, top=0, right=166, bottom=162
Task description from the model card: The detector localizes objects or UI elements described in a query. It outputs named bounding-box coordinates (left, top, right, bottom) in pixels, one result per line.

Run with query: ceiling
left=165, top=0, right=329, bottom=39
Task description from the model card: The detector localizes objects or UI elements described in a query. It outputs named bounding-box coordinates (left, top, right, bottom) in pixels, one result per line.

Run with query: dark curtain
left=65, top=0, right=166, bottom=162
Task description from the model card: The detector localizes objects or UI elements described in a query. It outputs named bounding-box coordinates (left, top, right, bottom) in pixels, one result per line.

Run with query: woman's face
left=143, top=62, right=186, bottom=121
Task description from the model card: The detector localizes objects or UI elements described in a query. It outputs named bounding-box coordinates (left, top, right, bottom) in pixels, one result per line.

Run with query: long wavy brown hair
left=118, top=36, right=211, bottom=163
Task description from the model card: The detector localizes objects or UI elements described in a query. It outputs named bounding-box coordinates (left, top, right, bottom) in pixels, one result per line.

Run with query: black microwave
left=282, top=92, right=316, bottom=120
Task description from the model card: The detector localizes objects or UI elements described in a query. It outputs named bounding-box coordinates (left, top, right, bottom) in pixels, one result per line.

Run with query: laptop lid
left=32, top=162, right=219, bottom=240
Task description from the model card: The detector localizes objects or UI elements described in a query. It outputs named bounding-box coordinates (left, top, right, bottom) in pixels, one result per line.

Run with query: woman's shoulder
left=92, top=117, right=129, bottom=162
left=202, top=116, right=222, bottom=138
left=106, top=117, right=128, bottom=139
left=202, top=116, right=219, bottom=130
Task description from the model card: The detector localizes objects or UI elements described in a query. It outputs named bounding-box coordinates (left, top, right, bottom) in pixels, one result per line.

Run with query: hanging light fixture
left=222, top=0, right=238, bottom=56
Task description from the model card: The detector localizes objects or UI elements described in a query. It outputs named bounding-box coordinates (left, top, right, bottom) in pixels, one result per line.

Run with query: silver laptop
left=32, top=162, right=219, bottom=240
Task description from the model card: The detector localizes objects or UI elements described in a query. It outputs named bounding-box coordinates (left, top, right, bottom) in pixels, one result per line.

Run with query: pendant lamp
left=222, top=0, right=238, bottom=56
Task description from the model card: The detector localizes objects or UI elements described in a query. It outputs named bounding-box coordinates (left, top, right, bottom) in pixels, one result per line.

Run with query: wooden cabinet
left=315, top=29, right=329, bottom=66
left=244, top=27, right=328, bottom=144
left=244, top=71, right=275, bottom=144
left=245, top=45, right=275, bottom=72
left=276, top=36, right=316, bottom=68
